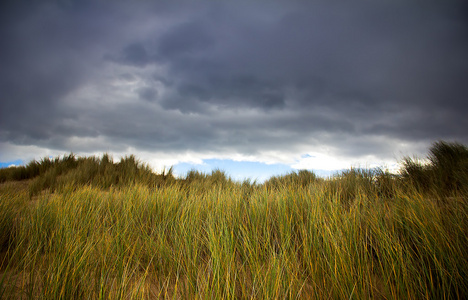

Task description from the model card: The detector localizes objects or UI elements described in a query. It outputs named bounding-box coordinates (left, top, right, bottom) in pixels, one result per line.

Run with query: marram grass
left=0, top=180, right=467, bottom=299
left=0, top=142, right=467, bottom=299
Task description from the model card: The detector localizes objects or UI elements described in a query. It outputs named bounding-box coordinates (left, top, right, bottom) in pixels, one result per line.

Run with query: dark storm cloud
left=1, top=0, right=467, bottom=162
left=0, top=1, right=124, bottom=142
left=140, top=0, right=468, bottom=149
left=120, top=43, right=151, bottom=67
left=137, top=87, right=158, bottom=102
left=156, top=20, right=216, bottom=61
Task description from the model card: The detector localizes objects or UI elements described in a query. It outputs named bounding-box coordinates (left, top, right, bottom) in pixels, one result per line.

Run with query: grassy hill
left=1, top=141, right=467, bottom=299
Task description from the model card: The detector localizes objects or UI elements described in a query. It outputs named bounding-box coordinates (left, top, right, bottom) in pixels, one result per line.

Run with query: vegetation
left=401, top=141, right=468, bottom=197
left=0, top=141, right=467, bottom=299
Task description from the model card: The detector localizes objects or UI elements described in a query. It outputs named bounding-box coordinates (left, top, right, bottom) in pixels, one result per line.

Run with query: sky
left=1, top=0, right=467, bottom=182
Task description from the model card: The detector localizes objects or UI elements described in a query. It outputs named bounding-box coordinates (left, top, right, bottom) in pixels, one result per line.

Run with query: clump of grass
left=0, top=140, right=467, bottom=298
left=9, top=154, right=174, bottom=198
left=401, top=140, right=468, bottom=197
left=0, top=153, right=176, bottom=198
left=265, top=169, right=319, bottom=190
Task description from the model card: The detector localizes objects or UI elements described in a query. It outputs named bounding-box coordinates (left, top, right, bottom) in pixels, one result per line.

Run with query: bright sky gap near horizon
left=1, top=1, right=467, bottom=182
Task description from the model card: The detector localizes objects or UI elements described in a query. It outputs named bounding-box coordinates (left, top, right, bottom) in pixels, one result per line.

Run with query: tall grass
left=0, top=141, right=467, bottom=299
left=401, top=141, right=468, bottom=197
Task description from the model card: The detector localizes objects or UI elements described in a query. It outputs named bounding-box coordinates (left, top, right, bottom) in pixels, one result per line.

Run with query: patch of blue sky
left=0, top=160, right=23, bottom=168
left=173, top=159, right=294, bottom=182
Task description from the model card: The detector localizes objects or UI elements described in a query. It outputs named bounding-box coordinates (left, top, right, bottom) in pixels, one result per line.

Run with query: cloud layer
left=1, top=0, right=467, bottom=171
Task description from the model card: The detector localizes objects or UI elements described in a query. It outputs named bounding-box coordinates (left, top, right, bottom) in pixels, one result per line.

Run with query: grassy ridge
left=0, top=141, right=467, bottom=299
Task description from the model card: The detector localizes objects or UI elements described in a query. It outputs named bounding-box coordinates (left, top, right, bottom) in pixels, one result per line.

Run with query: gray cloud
left=121, top=43, right=151, bottom=67
left=137, top=87, right=158, bottom=102
left=1, top=0, right=467, bottom=165
left=156, top=20, right=216, bottom=62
